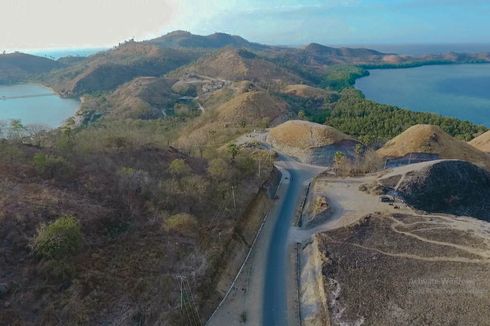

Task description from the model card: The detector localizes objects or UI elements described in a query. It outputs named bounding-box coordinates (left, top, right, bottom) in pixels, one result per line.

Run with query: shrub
left=163, top=213, right=198, bottom=236
left=208, top=158, right=230, bottom=180
left=32, top=215, right=82, bottom=260
left=168, top=159, right=191, bottom=176
left=32, top=153, right=73, bottom=180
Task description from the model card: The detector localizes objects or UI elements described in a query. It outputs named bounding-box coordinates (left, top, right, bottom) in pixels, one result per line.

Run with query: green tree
left=334, top=151, right=346, bottom=171
left=33, top=153, right=73, bottom=180
left=227, top=143, right=240, bottom=162
left=298, top=110, right=306, bottom=120
left=32, top=215, right=82, bottom=260
left=168, top=159, right=191, bottom=176
left=208, top=158, right=229, bottom=180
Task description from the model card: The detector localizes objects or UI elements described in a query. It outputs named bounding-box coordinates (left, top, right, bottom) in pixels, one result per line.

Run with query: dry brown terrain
left=377, top=124, right=490, bottom=169
left=267, top=120, right=360, bottom=165
left=169, top=48, right=303, bottom=86
left=469, top=130, right=490, bottom=152
left=295, top=160, right=490, bottom=326
left=318, top=213, right=490, bottom=326
left=269, top=120, right=354, bottom=149
left=282, top=84, right=333, bottom=99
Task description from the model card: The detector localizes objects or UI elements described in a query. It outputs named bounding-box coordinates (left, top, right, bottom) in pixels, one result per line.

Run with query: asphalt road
left=262, top=158, right=325, bottom=326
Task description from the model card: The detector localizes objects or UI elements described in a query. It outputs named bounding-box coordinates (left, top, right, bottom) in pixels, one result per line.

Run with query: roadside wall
left=212, top=166, right=282, bottom=296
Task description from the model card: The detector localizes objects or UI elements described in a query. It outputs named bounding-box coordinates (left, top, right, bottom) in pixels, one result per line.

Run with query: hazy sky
left=2, top=0, right=490, bottom=50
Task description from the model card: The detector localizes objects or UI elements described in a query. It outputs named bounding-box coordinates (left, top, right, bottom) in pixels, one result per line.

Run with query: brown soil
left=469, top=130, right=490, bottom=153
left=377, top=124, right=490, bottom=169
left=318, top=213, right=490, bottom=325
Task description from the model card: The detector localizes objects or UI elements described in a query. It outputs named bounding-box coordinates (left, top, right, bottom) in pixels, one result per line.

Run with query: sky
left=2, top=0, right=490, bottom=51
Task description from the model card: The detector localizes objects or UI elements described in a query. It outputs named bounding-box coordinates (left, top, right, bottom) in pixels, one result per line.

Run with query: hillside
left=282, top=84, right=333, bottom=99
left=148, top=30, right=268, bottom=51
left=391, top=160, right=490, bottom=220
left=469, top=131, right=490, bottom=152
left=268, top=120, right=360, bottom=165
left=216, top=90, right=288, bottom=126
left=0, top=52, right=62, bottom=83
left=377, top=124, right=490, bottom=169
left=107, top=77, right=180, bottom=119
left=269, top=120, right=353, bottom=149
left=45, top=42, right=200, bottom=96
left=169, top=48, right=304, bottom=86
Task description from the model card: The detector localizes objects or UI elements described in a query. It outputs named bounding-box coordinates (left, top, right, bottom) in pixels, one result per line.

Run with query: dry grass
left=318, top=213, right=490, bottom=325
left=469, top=130, right=490, bottom=153
left=170, top=48, right=303, bottom=85
left=282, top=84, right=332, bottom=99
left=269, top=120, right=354, bottom=149
left=216, top=91, right=289, bottom=126
left=377, top=124, right=490, bottom=169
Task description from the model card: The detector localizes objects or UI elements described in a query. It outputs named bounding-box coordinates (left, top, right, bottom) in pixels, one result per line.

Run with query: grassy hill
left=147, top=30, right=268, bottom=51
left=377, top=124, right=490, bottom=169
left=269, top=120, right=354, bottom=149
left=0, top=52, right=62, bottom=83
left=469, top=131, right=490, bottom=152
left=169, top=48, right=304, bottom=87
left=45, top=41, right=201, bottom=96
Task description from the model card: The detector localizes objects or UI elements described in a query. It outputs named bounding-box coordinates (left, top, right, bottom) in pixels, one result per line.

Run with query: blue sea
left=26, top=48, right=107, bottom=60
left=0, top=84, right=79, bottom=128
left=355, top=64, right=490, bottom=127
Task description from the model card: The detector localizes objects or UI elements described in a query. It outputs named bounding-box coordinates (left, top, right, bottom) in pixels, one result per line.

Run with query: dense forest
left=325, top=89, right=487, bottom=145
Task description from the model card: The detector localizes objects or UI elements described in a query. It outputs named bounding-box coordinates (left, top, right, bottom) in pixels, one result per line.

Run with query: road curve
left=263, top=158, right=325, bottom=325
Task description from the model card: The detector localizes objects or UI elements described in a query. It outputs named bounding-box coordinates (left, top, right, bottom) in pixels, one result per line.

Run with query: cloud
left=1, top=0, right=179, bottom=50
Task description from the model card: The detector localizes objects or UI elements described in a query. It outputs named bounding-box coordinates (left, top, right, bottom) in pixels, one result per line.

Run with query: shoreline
left=353, top=63, right=490, bottom=128
left=0, top=82, right=81, bottom=129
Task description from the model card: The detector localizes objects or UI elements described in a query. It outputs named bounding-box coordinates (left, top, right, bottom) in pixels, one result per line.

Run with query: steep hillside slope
left=169, top=48, right=304, bottom=86
left=0, top=52, right=62, bottom=83
left=394, top=160, right=490, bottom=220
left=377, top=124, right=490, bottom=169
left=107, top=77, right=179, bottom=119
left=216, top=90, right=289, bottom=126
left=469, top=131, right=490, bottom=152
left=46, top=42, right=200, bottom=96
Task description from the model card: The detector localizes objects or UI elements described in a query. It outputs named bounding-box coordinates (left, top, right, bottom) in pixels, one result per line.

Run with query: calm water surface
left=355, top=64, right=490, bottom=127
left=0, top=84, right=79, bottom=128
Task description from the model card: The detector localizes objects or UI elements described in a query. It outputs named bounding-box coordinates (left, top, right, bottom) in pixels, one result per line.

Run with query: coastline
left=0, top=82, right=81, bottom=129
left=353, top=63, right=490, bottom=128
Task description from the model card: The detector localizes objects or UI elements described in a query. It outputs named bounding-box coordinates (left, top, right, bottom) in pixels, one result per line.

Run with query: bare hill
left=169, top=48, right=304, bottom=85
left=469, top=131, right=490, bottom=153
left=216, top=91, right=288, bottom=126
left=377, top=124, right=490, bottom=169
left=108, top=77, right=179, bottom=119
left=394, top=160, right=490, bottom=220
left=268, top=120, right=360, bottom=165
left=269, top=120, right=353, bottom=149
left=0, top=52, right=61, bottom=83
